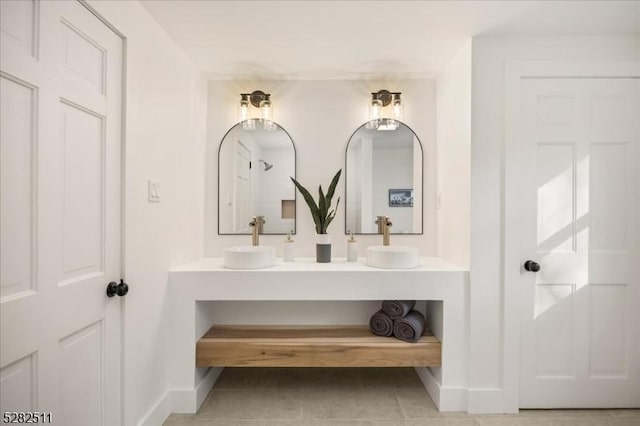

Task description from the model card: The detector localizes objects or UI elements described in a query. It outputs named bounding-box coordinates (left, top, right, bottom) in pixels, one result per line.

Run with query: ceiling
left=140, top=0, right=640, bottom=80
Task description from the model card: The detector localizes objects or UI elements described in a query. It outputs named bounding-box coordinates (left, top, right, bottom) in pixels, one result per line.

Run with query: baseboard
left=467, top=388, right=511, bottom=413
left=169, top=367, right=224, bottom=414
left=137, top=390, right=172, bottom=426
left=415, top=367, right=441, bottom=408
left=414, top=367, right=468, bottom=412
left=196, top=367, right=223, bottom=410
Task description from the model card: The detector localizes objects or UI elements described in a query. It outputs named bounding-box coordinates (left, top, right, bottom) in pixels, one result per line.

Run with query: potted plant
left=290, top=169, right=341, bottom=263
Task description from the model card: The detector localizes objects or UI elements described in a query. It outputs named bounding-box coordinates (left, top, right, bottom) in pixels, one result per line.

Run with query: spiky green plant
left=290, top=169, right=341, bottom=234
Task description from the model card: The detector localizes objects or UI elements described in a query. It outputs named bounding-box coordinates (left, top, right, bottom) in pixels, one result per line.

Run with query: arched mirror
left=218, top=121, right=296, bottom=234
left=345, top=120, right=423, bottom=234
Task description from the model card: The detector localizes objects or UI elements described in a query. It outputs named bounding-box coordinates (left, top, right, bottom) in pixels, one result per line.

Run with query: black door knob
left=116, top=279, right=128, bottom=296
left=106, top=279, right=129, bottom=297
left=524, top=260, right=540, bottom=272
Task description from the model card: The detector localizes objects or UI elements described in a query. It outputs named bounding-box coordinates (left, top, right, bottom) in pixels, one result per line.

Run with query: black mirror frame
left=217, top=120, right=297, bottom=235
left=344, top=120, right=424, bottom=235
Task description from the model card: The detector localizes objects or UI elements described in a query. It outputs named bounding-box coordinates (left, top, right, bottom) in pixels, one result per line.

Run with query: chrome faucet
left=249, top=216, right=265, bottom=246
left=375, top=215, right=392, bottom=246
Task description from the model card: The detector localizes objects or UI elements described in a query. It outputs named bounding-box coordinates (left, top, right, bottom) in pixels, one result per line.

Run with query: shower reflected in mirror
left=218, top=121, right=296, bottom=235
left=259, top=159, right=274, bottom=171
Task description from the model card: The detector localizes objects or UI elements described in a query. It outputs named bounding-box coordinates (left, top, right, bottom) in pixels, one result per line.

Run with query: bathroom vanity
left=168, top=257, right=469, bottom=413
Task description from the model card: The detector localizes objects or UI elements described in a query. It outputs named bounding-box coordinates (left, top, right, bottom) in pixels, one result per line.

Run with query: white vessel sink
left=223, top=246, right=276, bottom=269
left=366, top=245, right=419, bottom=269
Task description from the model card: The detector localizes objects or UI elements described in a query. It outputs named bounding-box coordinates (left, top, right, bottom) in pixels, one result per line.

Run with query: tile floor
left=163, top=368, right=640, bottom=426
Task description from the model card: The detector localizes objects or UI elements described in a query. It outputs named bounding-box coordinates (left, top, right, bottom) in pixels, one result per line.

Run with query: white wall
left=428, top=42, right=472, bottom=397
left=470, top=34, right=640, bottom=412
left=86, top=2, right=207, bottom=425
left=436, top=41, right=471, bottom=269
left=205, top=80, right=437, bottom=257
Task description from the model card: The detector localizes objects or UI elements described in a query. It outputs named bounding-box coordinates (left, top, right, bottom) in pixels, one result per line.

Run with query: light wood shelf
left=196, top=325, right=441, bottom=367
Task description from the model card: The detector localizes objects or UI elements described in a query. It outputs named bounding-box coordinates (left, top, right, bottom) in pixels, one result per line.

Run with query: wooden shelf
left=196, top=325, right=441, bottom=367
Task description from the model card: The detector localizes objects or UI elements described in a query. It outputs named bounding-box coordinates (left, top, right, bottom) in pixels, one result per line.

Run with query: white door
left=519, top=78, right=640, bottom=407
left=1, top=1, right=123, bottom=424
left=234, top=141, right=251, bottom=233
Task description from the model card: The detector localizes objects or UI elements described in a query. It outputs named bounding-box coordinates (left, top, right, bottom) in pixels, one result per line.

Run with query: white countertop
left=171, top=256, right=467, bottom=273
left=169, top=256, right=468, bottom=302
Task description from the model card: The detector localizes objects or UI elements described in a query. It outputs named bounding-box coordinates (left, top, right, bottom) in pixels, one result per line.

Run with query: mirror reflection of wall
left=346, top=121, right=423, bottom=234
left=218, top=121, right=296, bottom=234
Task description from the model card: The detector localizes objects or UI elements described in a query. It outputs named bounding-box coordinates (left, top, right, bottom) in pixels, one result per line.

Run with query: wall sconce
left=239, top=90, right=276, bottom=130
left=366, top=89, right=403, bottom=130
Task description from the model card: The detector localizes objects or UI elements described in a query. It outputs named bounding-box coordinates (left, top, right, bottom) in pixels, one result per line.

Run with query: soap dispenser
left=347, top=231, right=358, bottom=262
left=284, top=231, right=295, bottom=262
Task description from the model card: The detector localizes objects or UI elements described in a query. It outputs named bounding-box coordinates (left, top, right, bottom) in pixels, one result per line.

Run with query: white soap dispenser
left=283, top=231, right=295, bottom=262
left=347, top=231, right=358, bottom=262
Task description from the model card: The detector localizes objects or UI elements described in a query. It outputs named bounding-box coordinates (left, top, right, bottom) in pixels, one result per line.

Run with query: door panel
left=588, top=284, right=627, bottom=377
left=61, top=20, right=106, bottom=93
left=0, top=0, right=37, bottom=58
left=0, top=354, right=36, bottom=412
left=534, top=284, right=575, bottom=378
left=59, top=321, right=103, bottom=426
left=536, top=143, right=575, bottom=253
left=0, top=74, right=36, bottom=299
left=60, top=101, right=104, bottom=281
left=0, top=1, right=122, bottom=423
left=590, top=143, right=628, bottom=251
left=520, top=78, right=640, bottom=407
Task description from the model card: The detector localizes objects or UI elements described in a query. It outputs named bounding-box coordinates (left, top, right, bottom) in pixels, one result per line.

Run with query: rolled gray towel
left=369, top=309, right=393, bottom=337
left=393, top=310, right=426, bottom=343
left=382, top=300, right=416, bottom=319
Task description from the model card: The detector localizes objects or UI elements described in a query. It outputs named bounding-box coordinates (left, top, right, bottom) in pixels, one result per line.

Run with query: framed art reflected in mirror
left=389, top=189, right=414, bottom=207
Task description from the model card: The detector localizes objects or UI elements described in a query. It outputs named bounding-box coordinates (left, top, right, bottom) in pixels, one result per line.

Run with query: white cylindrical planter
left=316, top=234, right=331, bottom=263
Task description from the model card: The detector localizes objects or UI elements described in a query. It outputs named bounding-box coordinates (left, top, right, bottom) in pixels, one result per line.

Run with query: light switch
left=148, top=180, right=160, bottom=203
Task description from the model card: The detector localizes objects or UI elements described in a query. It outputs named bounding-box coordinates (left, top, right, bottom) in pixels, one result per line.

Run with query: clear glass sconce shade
left=239, top=94, right=250, bottom=122
left=238, top=91, right=274, bottom=130
left=239, top=102, right=249, bottom=121
left=369, top=98, right=382, bottom=121
left=392, top=95, right=403, bottom=119
left=260, top=97, right=272, bottom=121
